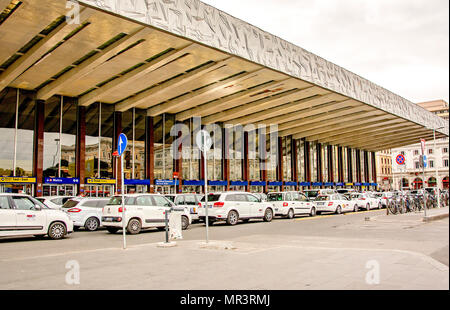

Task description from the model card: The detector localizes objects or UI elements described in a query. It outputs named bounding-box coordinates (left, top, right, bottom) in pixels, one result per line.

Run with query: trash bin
left=169, top=207, right=184, bottom=240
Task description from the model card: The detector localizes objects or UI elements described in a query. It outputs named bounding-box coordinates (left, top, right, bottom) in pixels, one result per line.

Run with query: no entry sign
left=396, top=154, right=405, bottom=165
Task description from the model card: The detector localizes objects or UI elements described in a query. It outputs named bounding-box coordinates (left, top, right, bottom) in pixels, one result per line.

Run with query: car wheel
left=227, top=210, right=239, bottom=225
left=84, top=217, right=100, bottom=231
left=127, top=219, right=142, bottom=235
left=335, top=206, right=342, bottom=215
left=286, top=208, right=294, bottom=219
left=310, top=207, right=316, bottom=217
left=366, top=203, right=370, bottom=210
left=48, top=222, right=66, bottom=240
left=353, top=205, right=358, bottom=212
left=378, top=203, right=382, bottom=209
left=263, top=208, right=273, bottom=222
left=317, top=211, right=322, bottom=215
left=106, top=227, right=119, bottom=234
left=181, top=216, right=189, bottom=230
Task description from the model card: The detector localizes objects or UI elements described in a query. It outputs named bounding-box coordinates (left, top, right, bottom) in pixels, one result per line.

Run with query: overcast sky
left=202, top=0, right=449, bottom=104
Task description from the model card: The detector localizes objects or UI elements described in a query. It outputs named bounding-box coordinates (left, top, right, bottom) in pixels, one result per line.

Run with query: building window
left=443, top=147, right=448, bottom=154
left=0, top=88, right=35, bottom=177
left=414, top=150, right=419, bottom=156
left=429, top=160, right=434, bottom=168
left=415, top=161, right=420, bottom=169
left=401, top=151, right=405, bottom=155
left=428, top=149, right=433, bottom=155
left=444, top=159, right=449, bottom=168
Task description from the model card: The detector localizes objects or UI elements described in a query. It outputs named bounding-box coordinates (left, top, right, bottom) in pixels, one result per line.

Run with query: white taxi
left=198, top=192, right=273, bottom=225
left=0, top=193, right=73, bottom=240
left=267, top=191, right=316, bottom=218
left=313, top=194, right=354, bottom=214
left=102, top=194, right=192, bottom=234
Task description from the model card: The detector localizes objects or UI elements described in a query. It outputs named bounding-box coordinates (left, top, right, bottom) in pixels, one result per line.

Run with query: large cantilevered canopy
left=0, top=0, right=447, bottom=152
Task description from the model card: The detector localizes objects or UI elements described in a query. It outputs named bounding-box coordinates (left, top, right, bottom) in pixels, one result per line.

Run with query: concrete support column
left=328, top=145, right=334, bottom=183
left=338, top=146, right=344, bottom=182
left=363, top=151, right=370, bottom=183
left=277, top=136, right=284, bottom=191
left=371, top=151, right=377, bottom=184
left=304, top=139, right=311, bottom=188
left=243, top=131, right=250, bottom=191
left=260, top=130, right=268, bottom=193
left=76, top=105, right=86, bottom=195
left=347, top=147, right=353, bottom=183
left=33, top=99, right=44, bottom=197
left=145, top=116, right=154, bottom=193
left=292, top=138, right=298, bottom=190
left=317, top=143, right=323, bottom=187
left=223, top=127, right=230, bottom=191
left=356, top=149, right=362, bottom=183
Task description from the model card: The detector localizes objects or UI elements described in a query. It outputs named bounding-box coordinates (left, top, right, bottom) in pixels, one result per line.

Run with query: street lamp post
left=434, top=126, right=444, bottom=208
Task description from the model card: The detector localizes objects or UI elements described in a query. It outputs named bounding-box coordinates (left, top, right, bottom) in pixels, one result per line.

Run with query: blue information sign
left=117, top=133, right=128, bottom=156
left=44, top=177, right=80, bottom=184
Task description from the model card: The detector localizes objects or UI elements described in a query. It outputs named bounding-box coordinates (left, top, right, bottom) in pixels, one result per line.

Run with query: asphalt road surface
left=1, top=209, right=448, bottom=289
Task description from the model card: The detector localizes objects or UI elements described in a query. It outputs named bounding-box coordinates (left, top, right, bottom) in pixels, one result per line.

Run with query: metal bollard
left=164, top=209, right=170, bottom=243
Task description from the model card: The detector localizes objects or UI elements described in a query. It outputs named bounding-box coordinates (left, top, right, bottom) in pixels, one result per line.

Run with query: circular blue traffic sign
left=396, top=154, right=405, bottom=165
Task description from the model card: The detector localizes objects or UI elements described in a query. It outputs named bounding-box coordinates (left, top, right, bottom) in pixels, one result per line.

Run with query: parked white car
left=336, top=189, right=357, bottom=195
left=102, top=194, right=192, bottom=234
left=198, top=192, right=274, bottom=225
left=0, top=193, right=73, bottom=240
left=165, top=193, right=203, bottom=221
left=303, top=189, right=336, bottom=201
left=35, top=196, right=75, bottom=210
left=313, top=194, right=355, bottom=214
left=373, top=192, right=393, bottom=208
left=267, top=191, right=316, bottom=218
left=349, top=193, right=381, bottom=210
left=62, top=197, right=110, bottom=231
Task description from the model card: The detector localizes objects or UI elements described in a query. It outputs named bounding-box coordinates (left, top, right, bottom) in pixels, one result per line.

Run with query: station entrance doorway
left=42, top=184, right=76, bottom=197
left=85, top=185, right=114, bottom=197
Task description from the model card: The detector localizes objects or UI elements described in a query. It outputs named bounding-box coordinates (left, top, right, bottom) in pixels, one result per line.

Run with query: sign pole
left=421, top=139, right=427, bottom=217
left=122, top=153, right=126, bottom=249
left=196, top=130, right=212, bottom=244
left=204, top=131, right=209, bottom=244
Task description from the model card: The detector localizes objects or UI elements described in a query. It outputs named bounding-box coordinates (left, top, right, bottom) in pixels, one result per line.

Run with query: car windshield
left=304, top=190, right=320, bottom=198
left=337, top=190, right=349, bottom=194
left=267, top=193, right=284, bottom=201
left=374, top=193, right=383, bottom=197
left=107, top=196, right=136, bottom=205
left=315, top=195, right=330, bottom=201
left=165, top=196, right=175, bottom=202
left=201, top=194, right=221, bottom=202
left=350, top=194, right=361, bottom=199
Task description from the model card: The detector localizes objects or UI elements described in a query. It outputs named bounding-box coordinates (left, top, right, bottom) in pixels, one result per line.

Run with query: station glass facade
left=0, top=87, right=378, bottom=196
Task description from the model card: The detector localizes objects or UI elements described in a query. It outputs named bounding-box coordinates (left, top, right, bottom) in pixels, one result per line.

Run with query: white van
left=0, top=193, right=73, bottom=240
left=267, top=191, right=316, bottom=218
left=198, top=192, right=273, bottom=225
left=302, top=189, right=337, bottom=201
left=102, top=194, right=192, bottom=234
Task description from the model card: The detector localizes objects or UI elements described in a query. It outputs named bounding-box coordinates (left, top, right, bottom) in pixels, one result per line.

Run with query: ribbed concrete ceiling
left=0, top=0, right=447, bottom=152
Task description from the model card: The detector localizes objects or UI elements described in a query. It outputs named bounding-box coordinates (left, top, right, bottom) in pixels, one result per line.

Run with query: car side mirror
left=33, top=204, right=42, bottom=211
